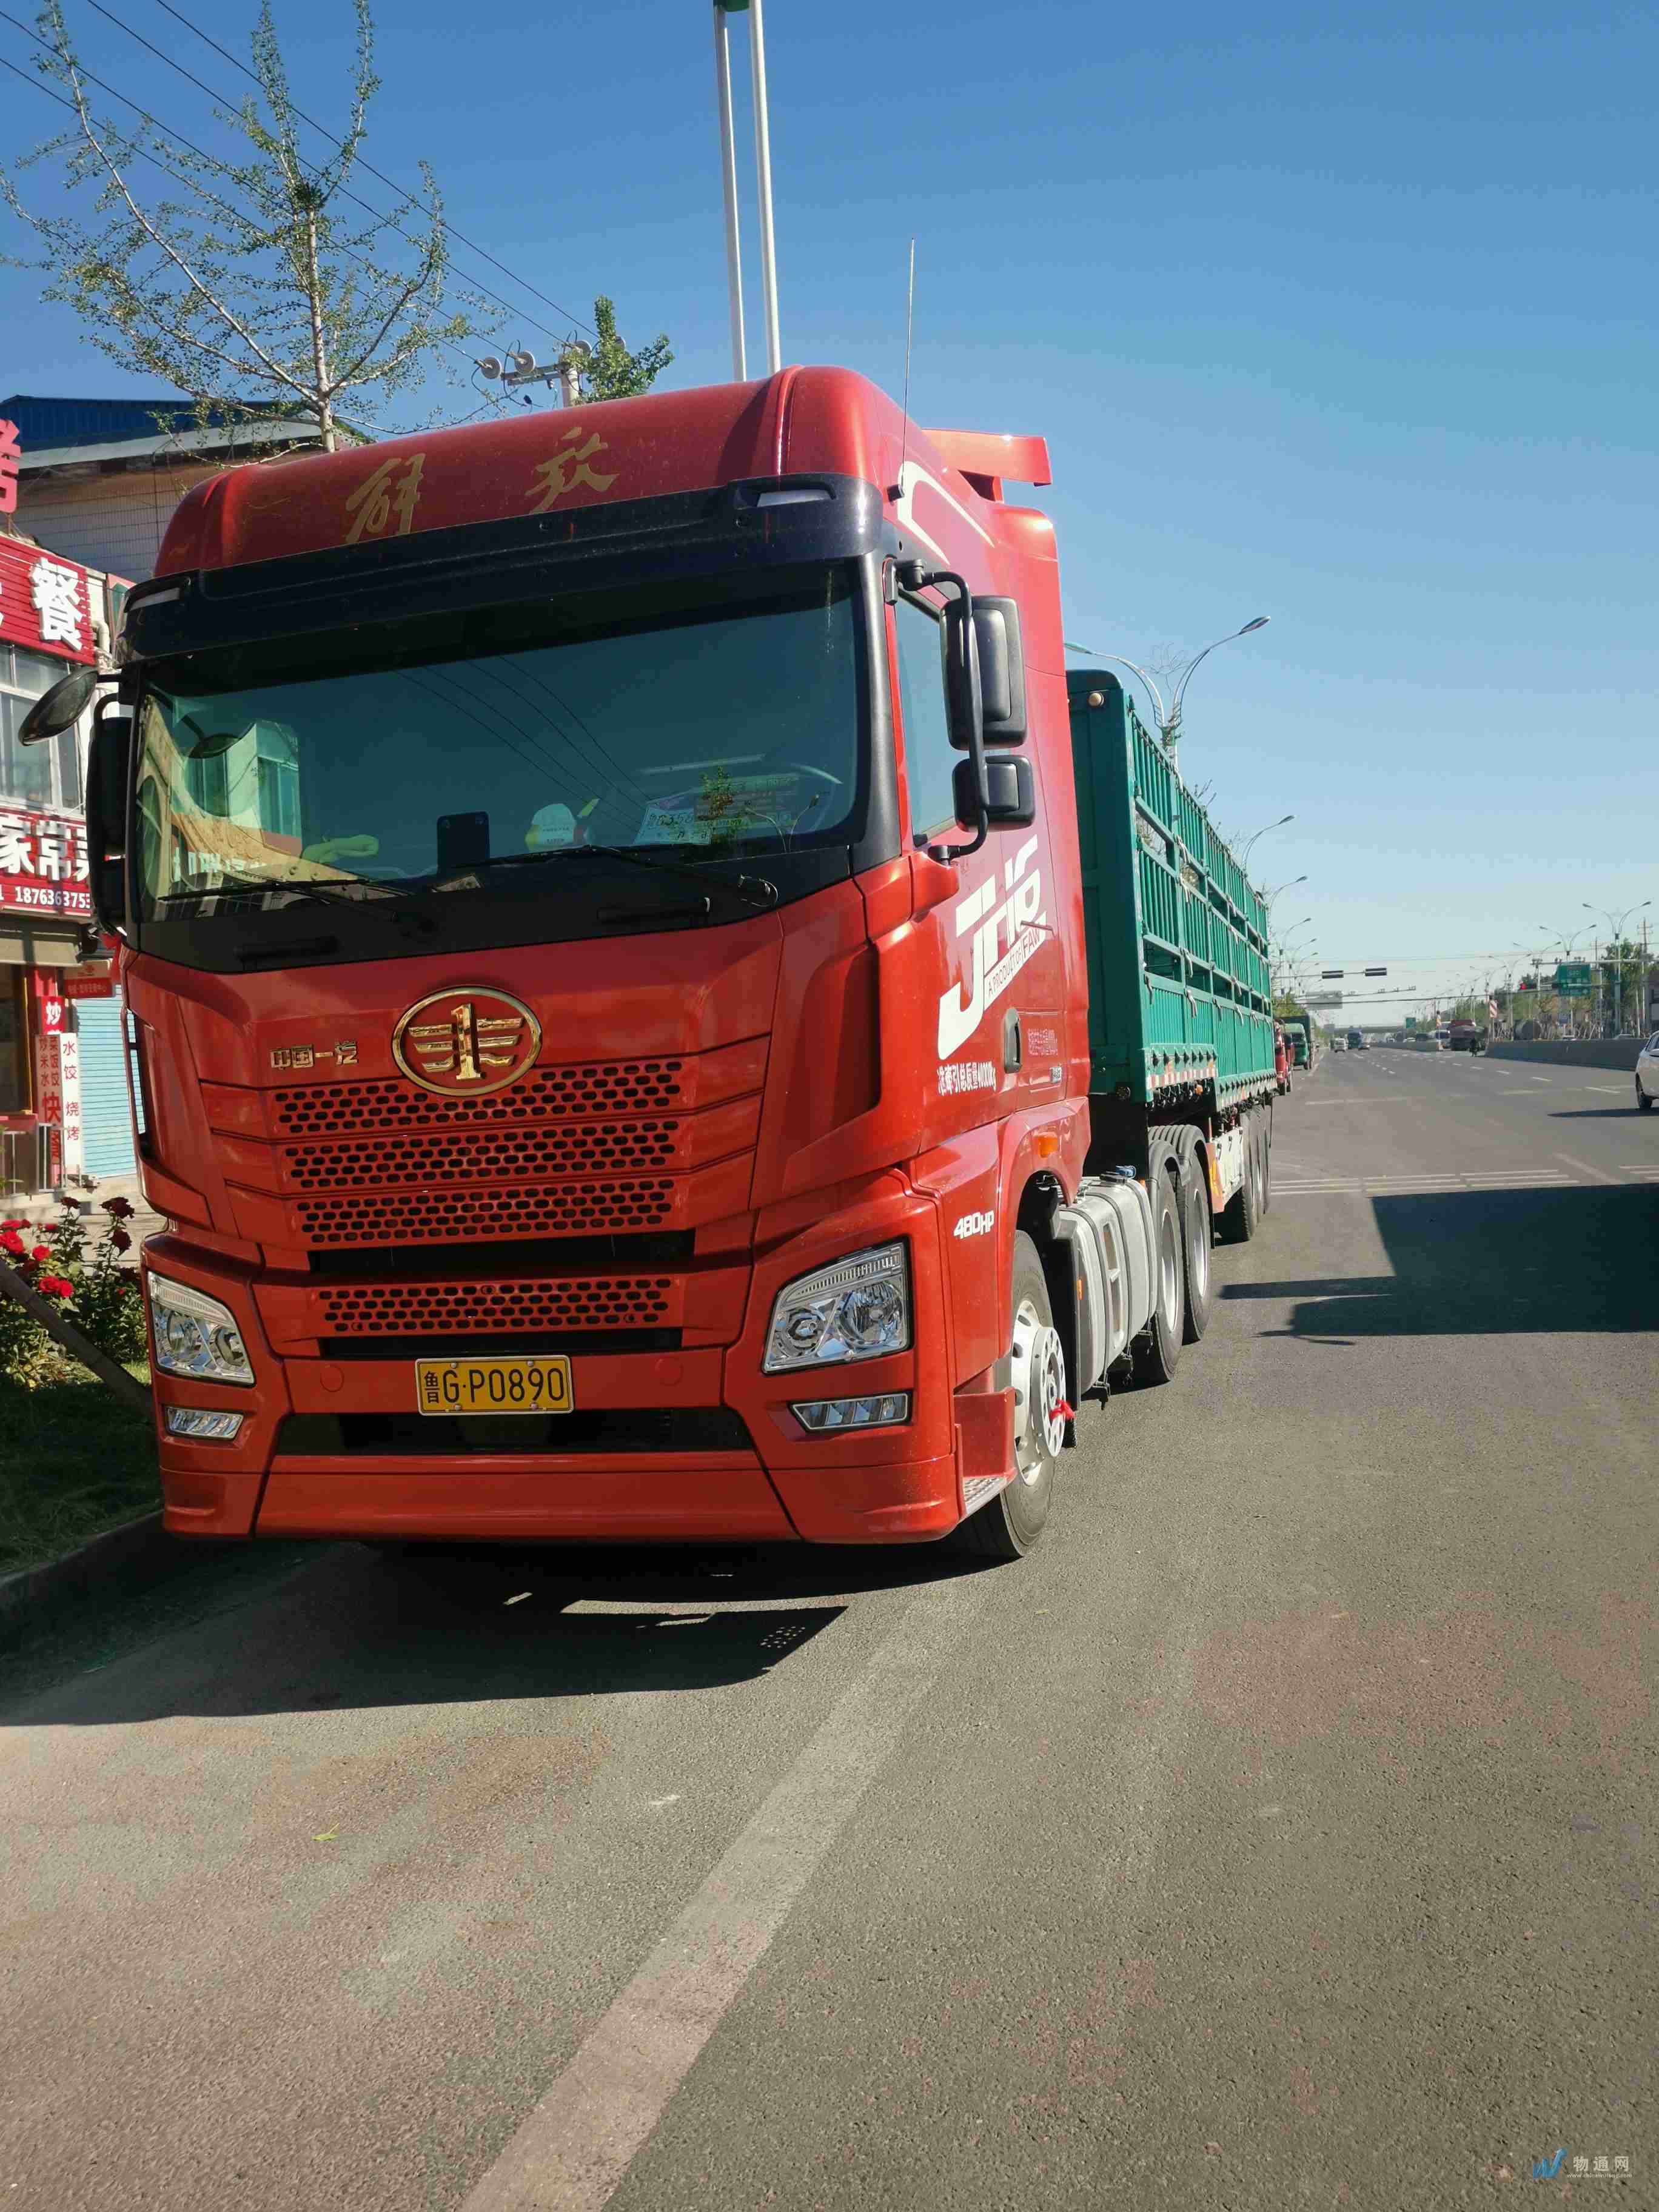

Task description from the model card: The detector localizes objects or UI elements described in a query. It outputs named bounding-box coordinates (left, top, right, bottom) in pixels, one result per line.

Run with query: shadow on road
left=1225, top=1184, right=1659, bottom=1339
left=0, top=1534, right=983, bottom=1726
left=1550, top=1106, right=1646, bottom=1119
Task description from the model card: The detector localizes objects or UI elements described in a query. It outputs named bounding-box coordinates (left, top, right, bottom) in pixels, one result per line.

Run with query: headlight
left=763, top=1242, right=911, bottom=1373
left=147, top=1273, right=255, bottom=1386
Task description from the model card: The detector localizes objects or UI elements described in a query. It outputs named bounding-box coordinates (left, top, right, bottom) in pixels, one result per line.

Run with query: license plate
left=415, top=1356, right=573, bottom=1416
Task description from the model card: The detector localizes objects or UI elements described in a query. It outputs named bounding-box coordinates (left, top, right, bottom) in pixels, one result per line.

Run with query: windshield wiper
left=448, top=845, right=779, bottom=911
left=164, top=870, right=424, bottom=914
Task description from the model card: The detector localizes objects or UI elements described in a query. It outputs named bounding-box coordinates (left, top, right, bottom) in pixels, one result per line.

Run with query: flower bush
left=0, top=1196, right=147, bottom=1384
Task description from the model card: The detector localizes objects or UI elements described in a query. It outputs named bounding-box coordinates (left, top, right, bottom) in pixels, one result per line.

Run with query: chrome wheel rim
left=1188, top=1186, right=1209, bottom=1301
left=1010, top=1295, right=1066, bottom=1480
left=1159, top=1206, right=1181, bottom=1332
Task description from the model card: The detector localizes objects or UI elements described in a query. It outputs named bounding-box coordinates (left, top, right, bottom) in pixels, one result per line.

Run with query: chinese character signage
left=0, top=809, right=92, bottom=919
left=0, top=420, right=19, bottom=515
left=0, top=533, right=95, bottom=665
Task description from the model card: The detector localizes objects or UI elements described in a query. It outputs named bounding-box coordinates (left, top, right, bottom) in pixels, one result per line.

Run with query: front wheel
left=956, top=1231, right=1061, bottom=1561
left=1638, top=1081, right=1654, bottom=1113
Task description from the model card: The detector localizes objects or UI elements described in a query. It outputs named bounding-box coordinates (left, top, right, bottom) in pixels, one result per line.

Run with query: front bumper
left=144, top=1181, right=973, bottom=1547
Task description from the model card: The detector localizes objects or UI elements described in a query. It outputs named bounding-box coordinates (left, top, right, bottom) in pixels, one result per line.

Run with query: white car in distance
left=1636, top=1034, right=1659, bottom=1112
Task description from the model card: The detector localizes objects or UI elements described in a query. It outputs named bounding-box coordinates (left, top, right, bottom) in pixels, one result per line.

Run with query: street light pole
left=1239, top=814, right=1293, bottom=864
left=712, top=0, right=783, bottom=379
left=1584, top=901, right=1651, bottom=1034
left=1065, top=617, right=1270, bottom=770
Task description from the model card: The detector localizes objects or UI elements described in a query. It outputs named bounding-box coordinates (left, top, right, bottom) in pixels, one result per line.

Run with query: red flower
left=38, top=1275, right=73, bottom=1299
left=1, top=1230, right=24, bottom=1259
left=109, top=1227, right=132, bottom=1254
left=30, top=1245, right=49, bottom=1262
left=102, top=1196, right=136, bottom=1219
left=1, top=1217, right=27, bottom=1230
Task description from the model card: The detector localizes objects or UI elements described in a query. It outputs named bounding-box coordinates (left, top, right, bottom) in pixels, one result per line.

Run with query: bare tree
left=2, top=0, right=488, bottom=451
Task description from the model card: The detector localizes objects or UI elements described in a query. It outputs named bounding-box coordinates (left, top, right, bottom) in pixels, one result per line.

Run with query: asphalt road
left=3, top=1048, right=1654, bottom=2210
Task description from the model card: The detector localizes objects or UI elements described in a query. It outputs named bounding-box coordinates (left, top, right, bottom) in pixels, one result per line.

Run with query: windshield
left=134, top=569, right=863, bottom=923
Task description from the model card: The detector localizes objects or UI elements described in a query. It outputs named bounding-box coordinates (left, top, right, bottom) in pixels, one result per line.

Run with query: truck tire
left=1219, top=1122, right=1261, bottom=1244
left=1177, top=1144, right=1213, bottom=1342
left=1257, top=1111, right=1273, bottom=1215
left=1133, top=1165, right=1187, bottom=1383
left=956, top=1230, right=1060, bottom=1561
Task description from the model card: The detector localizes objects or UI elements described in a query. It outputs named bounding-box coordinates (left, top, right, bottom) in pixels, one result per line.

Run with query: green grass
left=0, top=1364, right=158, bottom=1578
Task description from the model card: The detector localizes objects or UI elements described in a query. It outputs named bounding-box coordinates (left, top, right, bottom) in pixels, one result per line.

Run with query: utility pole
left=712, top=0, right=783, bottom=380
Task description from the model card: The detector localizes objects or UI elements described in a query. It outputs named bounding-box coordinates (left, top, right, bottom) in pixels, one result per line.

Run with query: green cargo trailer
left=1279, top=1014, right=1315, bottom=1069
left=1068, top=672, right=1278, bottom=1108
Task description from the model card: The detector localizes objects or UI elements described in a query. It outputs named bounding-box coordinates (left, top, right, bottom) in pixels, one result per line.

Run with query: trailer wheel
left=1220, top=1121, right=1262, bottom=1244
left=1257, top=1111, right=1273, bottom=1215
left=1178, top=1146, right=1213, bottom=1342
left=956, top=1231, right=1059, bottom=1561
left=1133, top=1165, right=1187, bottom=1383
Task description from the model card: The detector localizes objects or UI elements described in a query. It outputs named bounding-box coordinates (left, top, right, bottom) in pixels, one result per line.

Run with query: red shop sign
left=0, top=532, right=96, bottom=666
left=0, top=811, right=92, bottom=920
left=62, top=974, right=115, bottom=1000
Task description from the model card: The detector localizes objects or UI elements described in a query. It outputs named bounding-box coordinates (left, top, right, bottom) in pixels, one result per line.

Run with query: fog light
left=791, top=1392, right=910, bottom=1433
left=164, top=1406, right=246, bottom=1441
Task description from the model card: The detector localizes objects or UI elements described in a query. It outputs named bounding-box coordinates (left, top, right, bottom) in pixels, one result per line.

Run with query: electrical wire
left=78, top=0, right=592, bottom=352
left=144, top=0, right=594, bottom=341
left=0, top=19, right=504, bottom=395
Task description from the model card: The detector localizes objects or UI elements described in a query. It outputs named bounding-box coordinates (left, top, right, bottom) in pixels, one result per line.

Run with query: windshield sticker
left=344, top=454, right=425, bottom=545
left=528, top=430, right=618, bottom=512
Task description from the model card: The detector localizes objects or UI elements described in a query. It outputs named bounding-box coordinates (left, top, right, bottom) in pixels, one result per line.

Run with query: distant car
left=1636, top=1034, right=1659, bottom=1112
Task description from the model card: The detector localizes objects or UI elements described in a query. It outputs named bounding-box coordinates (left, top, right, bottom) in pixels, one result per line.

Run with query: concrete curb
left=1486, top=1040, right=1644, bottom=1071
left=0, top=1509, right=212, bottom=1654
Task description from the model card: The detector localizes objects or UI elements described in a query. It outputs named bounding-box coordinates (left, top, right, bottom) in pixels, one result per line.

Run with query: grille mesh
left=317, top=1276, right=673, bottom=1336
left=295, top=1179, right=675, bottom=1247
left=285, top=1120, right=680, bottom=1190
left=273, top=1060, right=686, bottom=1138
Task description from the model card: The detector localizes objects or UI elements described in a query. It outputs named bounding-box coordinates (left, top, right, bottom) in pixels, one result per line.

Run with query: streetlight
left=1584, top=900, right=1651, bottom=1034
left=1264, top=874, right=1308, bottom=906
left=1239, top=814, right=1294, bottom=864
left=1064, top=616, right=1270, bottom=771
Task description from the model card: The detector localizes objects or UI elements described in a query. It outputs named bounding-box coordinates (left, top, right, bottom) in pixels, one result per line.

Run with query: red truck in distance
left=28, top=366, right=1277, bottom=1561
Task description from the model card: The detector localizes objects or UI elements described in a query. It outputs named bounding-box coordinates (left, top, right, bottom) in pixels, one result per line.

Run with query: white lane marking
left=1528, top=1077, right=1552, bottom=1084
left=1297, top=1097, right=1408, bottom=1106
left=1553, top=1151, right=1618, bottom=1187
left=459, top=1572, right=993, bottom=2212
left=1582, top=1085, right=1628, bottom=1095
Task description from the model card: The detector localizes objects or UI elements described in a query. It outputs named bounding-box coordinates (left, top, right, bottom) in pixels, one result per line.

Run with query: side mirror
left=973, top=599, right=1027, bottom=745
left=954, top=753, right=1034, bottom=831
left=85, top=696, right=132, bottom=936
left=942, top=594, right=982, bottom=754
left=18, top=666, right=101, bottom=745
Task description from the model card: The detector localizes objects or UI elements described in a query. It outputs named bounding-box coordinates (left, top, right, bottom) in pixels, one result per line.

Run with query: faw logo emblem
left=937, top=834, right=1046, bottom=1059
left=392, top=989, right=541, bottom=1096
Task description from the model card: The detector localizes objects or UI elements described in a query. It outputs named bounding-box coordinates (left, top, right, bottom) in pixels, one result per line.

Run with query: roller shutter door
left=75, top=999, right=138, bottom=1179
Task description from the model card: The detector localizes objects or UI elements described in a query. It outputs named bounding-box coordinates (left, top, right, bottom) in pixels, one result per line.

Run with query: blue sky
left=5, top=0, right=1656, bottom=1016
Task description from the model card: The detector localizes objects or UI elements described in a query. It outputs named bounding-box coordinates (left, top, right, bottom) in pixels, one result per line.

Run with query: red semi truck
left=26, top=367, right=1276, bottom=1560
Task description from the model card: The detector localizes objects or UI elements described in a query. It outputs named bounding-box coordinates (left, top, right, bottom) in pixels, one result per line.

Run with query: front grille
left=275, top=1407, right=753, bottom=1456
left=273, top=1058, right=688, bottom=1138
left=317, top=1330, right=679, bottom=1359
left=284, top=1119, right=682, bottom=1190
left=296, top=1178, right=675, bottom=1247
left=317, top=1275, right=673, bottom=1336
left=307, top=1232, right=695, bottom=1277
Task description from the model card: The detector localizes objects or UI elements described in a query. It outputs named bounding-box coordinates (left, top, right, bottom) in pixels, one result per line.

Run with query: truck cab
left=81, top=370, right=1106, bottom=1557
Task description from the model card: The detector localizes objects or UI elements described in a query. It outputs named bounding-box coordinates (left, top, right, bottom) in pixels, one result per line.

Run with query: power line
left=147, top=0, right=594, bottom=341
left=81, top=0, right=592, bottom=349
left=0, top=22, right=501, bottom=397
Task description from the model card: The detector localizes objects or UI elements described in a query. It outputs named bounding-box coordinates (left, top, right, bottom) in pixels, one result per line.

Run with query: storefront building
left=0, top=502, right=135, bottom=1199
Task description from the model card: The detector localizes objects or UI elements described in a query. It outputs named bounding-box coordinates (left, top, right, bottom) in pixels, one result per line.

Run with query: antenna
left=898, top=237, right=915, bottom=517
